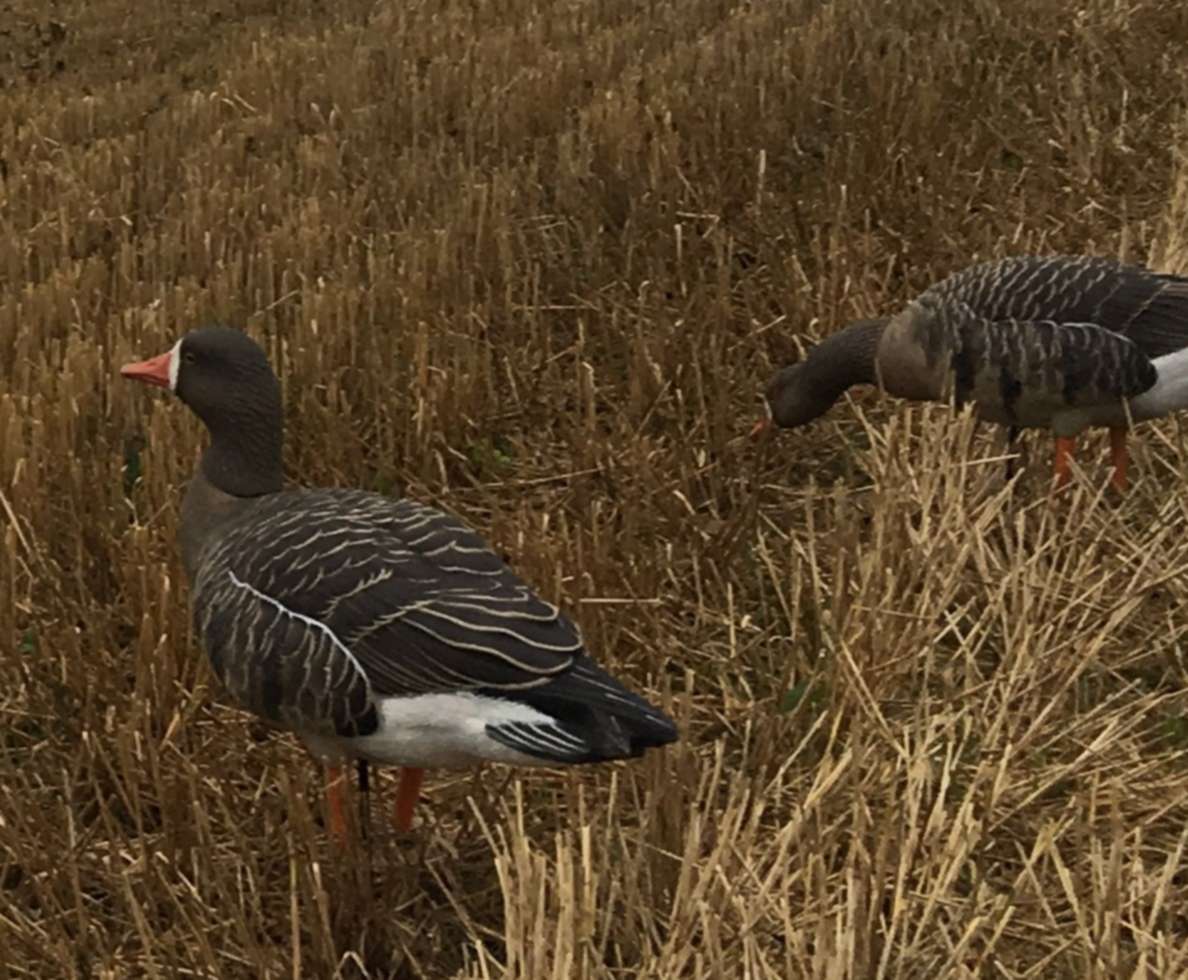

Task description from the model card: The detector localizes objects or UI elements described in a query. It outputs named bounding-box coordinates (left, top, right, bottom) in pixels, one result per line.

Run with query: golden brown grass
left=4, top=0, right=1188, bottom=976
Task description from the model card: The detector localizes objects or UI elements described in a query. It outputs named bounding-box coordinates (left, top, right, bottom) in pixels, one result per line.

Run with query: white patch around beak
left=168, top=338, right=182, bottom=391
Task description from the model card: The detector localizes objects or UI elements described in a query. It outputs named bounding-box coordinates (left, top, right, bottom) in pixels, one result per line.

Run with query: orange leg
left=325, top=764, right=350, bottom=844
left=1109, top=426, right=1129, bottom=492
left=393, top=767, right=426, bottom=833
left=1052, top=436, right=1076, bottom=489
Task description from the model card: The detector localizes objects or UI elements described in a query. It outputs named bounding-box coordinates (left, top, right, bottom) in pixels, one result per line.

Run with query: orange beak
left=120, top=350, right=172, bottom=389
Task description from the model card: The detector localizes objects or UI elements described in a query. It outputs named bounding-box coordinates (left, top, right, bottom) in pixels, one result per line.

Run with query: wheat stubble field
left=4, top=0, right=1188, bottom=976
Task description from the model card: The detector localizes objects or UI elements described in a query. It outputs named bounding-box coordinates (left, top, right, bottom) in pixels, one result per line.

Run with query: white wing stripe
left=398, top=618, right=578, bottom=669
left=403, top=615, right=582, bottom=657
left=227, top=571, right=371, bottom=694
left=493, top=722, right=588, bottom=756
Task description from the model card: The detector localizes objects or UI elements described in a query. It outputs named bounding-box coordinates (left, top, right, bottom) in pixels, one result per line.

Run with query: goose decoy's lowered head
left=122, top=326, right=678, bottom=843
left=754, top=318, right=890, bottom=433
left=754, top=256, right=1188, bottom=491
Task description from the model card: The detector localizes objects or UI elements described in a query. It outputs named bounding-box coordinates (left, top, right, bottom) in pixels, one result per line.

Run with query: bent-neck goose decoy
left=754, top=255, right=1188, bottom=491
left=120, top=327, right=678, bottom=841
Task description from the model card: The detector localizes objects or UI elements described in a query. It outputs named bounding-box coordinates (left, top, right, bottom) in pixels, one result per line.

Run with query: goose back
left=920, top=254, right=1188, bottom=358
left=189, top=488, right=672, bottom=752
left=879, top=305, right=1158, bottom=429
left=871, top=255, right=1185, bottom=429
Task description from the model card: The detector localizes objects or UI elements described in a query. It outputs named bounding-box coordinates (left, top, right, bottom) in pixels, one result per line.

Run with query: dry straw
left=3, top=0, right=1188, bottom=976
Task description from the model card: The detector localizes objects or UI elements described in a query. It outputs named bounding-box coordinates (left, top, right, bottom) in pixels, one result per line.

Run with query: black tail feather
left=477, top=656, right=677, bottom=764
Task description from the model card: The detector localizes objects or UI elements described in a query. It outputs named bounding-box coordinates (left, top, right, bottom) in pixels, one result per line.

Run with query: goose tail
left=479, top=658, right=678, bottom=765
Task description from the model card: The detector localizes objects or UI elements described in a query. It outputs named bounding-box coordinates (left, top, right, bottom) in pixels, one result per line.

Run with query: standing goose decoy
left=754, top=255, right=1188, bottom=490
left=121, top=327, right=678, bottom=841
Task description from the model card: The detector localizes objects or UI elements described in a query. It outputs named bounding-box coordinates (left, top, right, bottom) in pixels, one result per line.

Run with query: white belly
left=299, top=692, right=562, bottom=768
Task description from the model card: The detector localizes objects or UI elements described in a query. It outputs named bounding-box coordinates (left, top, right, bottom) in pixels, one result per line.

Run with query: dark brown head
left=755, top=318, right=889, bottom=433
left=121, top=326, right=284, bottom=496
left=761, top=362, right=839, bottom=429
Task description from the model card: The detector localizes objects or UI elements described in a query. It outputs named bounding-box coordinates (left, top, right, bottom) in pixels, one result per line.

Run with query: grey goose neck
left=765, top=317, right=888, bottom=427
left=171, top=326, right=285, bottom=577
left=178, top=334, right=285, bottom=500
left=179, top=470, right=267, bottom=584
left=199, top=421, right=283, bottom=500
left=805, top=317, right=887, bottom=393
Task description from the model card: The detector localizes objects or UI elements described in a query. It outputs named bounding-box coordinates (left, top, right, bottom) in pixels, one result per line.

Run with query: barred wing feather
left=942, top=310, right=1159, bottom=419
left=928, top=255, right=1188, bottom=359
left=192, top=490, right=585, bottom=740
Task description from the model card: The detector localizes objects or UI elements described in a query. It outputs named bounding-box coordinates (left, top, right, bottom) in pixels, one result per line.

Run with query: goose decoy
left=121, top=327, right=678, bottom=841
left=754, top=255, right=1188, bottom=490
